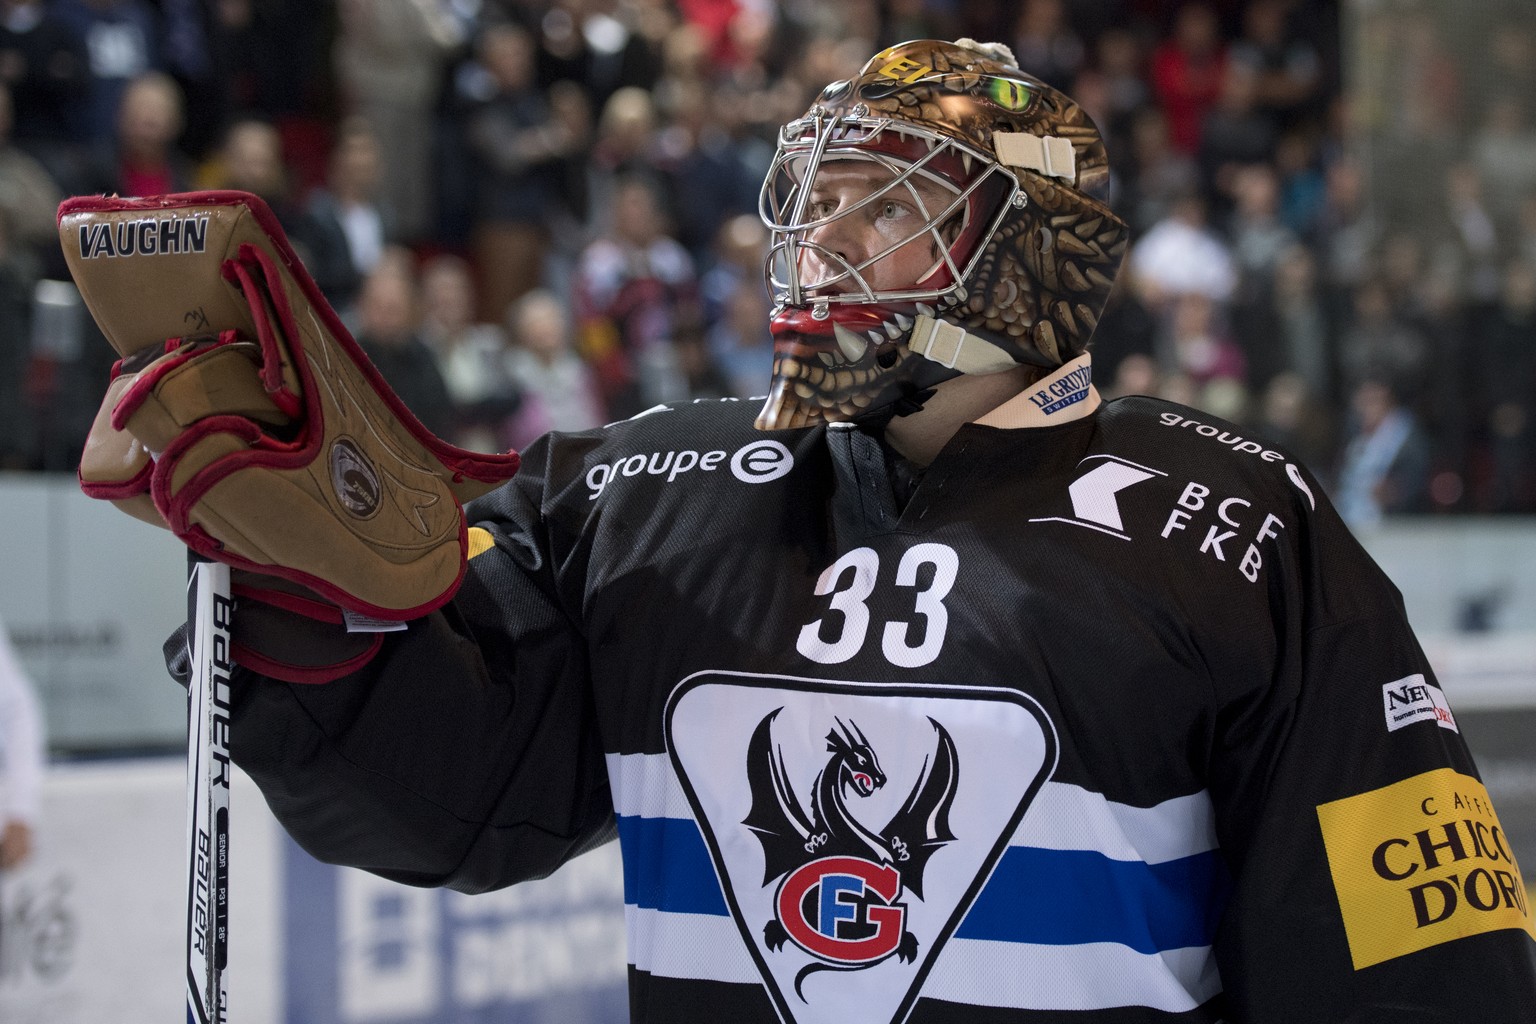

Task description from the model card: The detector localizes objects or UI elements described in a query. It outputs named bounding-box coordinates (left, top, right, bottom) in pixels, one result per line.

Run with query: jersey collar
left=976, top=353, right=1100, bottom=429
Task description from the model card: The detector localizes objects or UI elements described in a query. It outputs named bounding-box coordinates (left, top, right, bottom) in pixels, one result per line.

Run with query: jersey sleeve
left=1208, top=468, right=1536, bottom=1021
left=228, top=435, right=614, bottom=895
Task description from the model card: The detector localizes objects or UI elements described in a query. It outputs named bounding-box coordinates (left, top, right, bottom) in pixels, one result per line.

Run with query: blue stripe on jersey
left=956, top=846, right=1230, bottom=953
left=617, top=814, right=729, bottom=916
left=615, top=814, right=1227, bottom=953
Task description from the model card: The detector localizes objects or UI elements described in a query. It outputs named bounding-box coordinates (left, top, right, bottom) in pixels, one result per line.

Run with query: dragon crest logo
left=747, top=711, right=957, bottom=993
left=666, top=672, right=1056, bottom=1024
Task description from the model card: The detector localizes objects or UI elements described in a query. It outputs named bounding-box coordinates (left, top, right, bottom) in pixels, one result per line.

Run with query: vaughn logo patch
left=666, top=672, right=1056, bottom=1024
left=77, top=214, right=210, bottom=259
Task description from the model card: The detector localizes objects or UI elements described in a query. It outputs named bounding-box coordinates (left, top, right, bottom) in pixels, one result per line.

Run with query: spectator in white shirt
left=0, top=614, right=43, bottom=872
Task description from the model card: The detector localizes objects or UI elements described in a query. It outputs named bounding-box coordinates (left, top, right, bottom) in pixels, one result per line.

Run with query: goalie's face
left=755, top=119, right=1015, bottom=431
left=796, top=162, right=959, bottom=297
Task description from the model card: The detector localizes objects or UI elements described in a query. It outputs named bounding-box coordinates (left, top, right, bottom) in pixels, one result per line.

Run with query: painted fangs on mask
left=775, top=353, right=883, bottom=409
left=833, top=323, right=868, bottom=363
left=884, top=125, right=938, bottom=152
left=758, top=295, right=929, bottom=429
left=756, top=312, right=927, bottom=430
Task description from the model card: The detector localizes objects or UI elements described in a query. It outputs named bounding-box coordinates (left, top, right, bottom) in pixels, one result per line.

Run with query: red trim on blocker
left=222, top=256, right=301, bottom=418
left=81, top=354, right=155, bottom=500
left=78, top=456, right=153, bottom=500
left=231, top=579, right=345, bottom=624
left=108, top=333, right=230, bottom=432
left=232, top=633, right=383, bottom=686
left=60, top=190, right=519, bottom=620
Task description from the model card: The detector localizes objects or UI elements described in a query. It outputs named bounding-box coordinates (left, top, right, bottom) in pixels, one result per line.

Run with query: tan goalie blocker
left=65, top=190, right=520, bottom=619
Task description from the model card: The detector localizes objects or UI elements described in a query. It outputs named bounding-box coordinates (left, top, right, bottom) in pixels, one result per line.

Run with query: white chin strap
left=907, top=313, right=1018, bottom=375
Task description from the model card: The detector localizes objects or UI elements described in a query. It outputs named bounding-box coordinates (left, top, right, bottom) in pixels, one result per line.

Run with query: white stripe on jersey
left=624, top=905, right=1222, bottom=1014
left=606, top=752, right=1217, bottom=862
left=925, top=938, right=1222, bottom=1013
left=609, top=751, right=698, bottom=821
left=1015, top=782, right=1217, bottom=864
left=626, top=904, right=761, bottom=983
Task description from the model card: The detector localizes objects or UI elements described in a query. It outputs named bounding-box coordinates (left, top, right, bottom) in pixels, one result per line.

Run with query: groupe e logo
left=586, top=439, right=794, bottom=499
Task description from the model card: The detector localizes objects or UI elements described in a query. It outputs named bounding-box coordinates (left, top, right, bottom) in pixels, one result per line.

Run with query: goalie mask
left=754, top=39, right=1128, bottom=430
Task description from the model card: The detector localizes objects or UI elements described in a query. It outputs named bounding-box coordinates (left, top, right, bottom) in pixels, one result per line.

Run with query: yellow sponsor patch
left=1317, top=768, right=1536, bottom=969
left=467, top=526, right=495, bottom=560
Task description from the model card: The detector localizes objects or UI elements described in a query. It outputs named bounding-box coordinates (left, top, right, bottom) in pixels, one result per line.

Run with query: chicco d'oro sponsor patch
left=1316, top=768, right=1535, bottom=969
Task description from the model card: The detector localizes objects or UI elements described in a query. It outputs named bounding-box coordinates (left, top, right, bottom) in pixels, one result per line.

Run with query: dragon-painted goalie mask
left=754, top=39, right=1128, bottom=430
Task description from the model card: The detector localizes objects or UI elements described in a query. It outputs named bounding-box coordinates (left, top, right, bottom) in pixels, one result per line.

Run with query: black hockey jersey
left=229, top=371, right=1536, bottom=1024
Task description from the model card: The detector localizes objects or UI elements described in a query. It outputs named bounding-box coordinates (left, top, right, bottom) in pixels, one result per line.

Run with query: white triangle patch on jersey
left=665, top=671, right=1058, bottom=1024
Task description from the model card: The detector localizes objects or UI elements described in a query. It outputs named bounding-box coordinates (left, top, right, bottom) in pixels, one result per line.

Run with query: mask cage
left=759, top=112, right=1020, bottom=312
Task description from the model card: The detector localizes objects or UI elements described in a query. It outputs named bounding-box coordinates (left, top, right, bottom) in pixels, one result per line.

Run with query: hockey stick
left=185, top=557, right=232, bottom=1024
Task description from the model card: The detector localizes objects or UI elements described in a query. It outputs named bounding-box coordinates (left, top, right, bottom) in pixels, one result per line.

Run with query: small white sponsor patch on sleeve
left=343, top=609, right=409, bottom=633
left=1381, top=674, right=1458, bottom=734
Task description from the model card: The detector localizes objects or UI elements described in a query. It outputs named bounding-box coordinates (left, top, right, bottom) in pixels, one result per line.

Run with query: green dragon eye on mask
left=988, top=77, right=1033, bottom=112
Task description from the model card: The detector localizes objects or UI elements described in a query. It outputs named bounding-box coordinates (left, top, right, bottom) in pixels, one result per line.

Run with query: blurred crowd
left=0, top=0, right=1533, bottom=526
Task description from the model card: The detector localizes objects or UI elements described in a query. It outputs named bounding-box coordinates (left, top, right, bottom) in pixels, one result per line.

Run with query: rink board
left=0, top=761, right=628, bottom=1024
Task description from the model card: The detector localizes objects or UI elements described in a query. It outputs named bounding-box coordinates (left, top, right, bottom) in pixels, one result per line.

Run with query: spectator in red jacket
left=1150, top=2, right=1227, bottom=154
